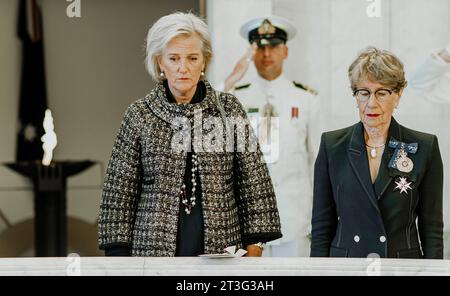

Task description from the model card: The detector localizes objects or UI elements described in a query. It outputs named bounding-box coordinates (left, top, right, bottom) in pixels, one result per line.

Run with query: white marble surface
left=1, top=257, right=450, bottom=276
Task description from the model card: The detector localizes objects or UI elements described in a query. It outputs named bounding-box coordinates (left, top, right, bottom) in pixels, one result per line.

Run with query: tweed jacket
left=98, top=81, right=282, bottom=256
left=311, top=118, right=443, bottom=259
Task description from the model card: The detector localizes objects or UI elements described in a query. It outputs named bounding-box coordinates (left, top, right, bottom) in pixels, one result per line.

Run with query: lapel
left=373, top=118, right=402, bottom=198
left=347, top=121, right=379, bottom=212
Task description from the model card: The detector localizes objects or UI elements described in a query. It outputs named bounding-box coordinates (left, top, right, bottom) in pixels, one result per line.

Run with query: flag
left=16, top=0, right=48, bottom=162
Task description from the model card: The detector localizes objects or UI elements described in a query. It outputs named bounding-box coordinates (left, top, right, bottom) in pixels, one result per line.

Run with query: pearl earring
left=160, top=71, right=165, bottom=78
left=201, top=71, right=205, bottom=77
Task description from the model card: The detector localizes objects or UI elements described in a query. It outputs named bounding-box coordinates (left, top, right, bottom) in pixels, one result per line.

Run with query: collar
left=349, top=117, right=402, bottom=153
left=145, top=80, right=218, bottom=127
left=255, top=73, right=288, bottom=94
left=347, top=117, right=404, bottom=207
left=164, top=80, right=206, bottom=104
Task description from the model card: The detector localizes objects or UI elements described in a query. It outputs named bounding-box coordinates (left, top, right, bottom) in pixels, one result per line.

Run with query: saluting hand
left=224, top=43, right=257, bottom=92
left=438, top=44, right=450, bottom=63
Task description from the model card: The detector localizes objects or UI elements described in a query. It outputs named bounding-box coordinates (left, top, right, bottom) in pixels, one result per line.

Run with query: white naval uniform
left=231, top=74, right=320, bottom=257
left=410, top=50, right=450, bottom=104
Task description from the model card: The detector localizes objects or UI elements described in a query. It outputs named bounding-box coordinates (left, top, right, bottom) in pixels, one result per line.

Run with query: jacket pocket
left=330, top=246, right=349, bottom=257
left=396, top=247, right=423, bottom=259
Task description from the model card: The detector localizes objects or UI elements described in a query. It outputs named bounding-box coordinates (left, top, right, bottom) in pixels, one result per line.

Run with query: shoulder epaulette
left=293, top=81, right=318, bottom=96
left=235, top=83, right=251, bottom=91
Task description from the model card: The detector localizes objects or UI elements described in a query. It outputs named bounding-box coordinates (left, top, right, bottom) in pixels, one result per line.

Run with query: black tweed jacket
left=98, top=81, right=282, bottom=256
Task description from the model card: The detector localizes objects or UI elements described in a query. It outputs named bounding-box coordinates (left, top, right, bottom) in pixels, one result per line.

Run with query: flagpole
left=31, top=0, right=39, bottom=42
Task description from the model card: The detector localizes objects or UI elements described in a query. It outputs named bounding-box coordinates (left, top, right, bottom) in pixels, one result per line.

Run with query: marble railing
left=1, top=257, right=450, bottom=276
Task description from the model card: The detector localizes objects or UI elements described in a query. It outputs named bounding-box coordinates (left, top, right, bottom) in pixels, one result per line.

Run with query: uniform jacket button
left=354, top=235, right=360, bottom=243
left=379, top=236, right=386, bottom=243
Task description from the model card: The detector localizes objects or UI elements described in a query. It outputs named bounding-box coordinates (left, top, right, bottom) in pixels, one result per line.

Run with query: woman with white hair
left=311, top=47, right=443, bottom=259
left=98, top=12, right=281, bottom=257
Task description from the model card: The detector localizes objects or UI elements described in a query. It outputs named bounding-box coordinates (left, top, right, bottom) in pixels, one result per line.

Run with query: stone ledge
left=1, top=257, right=450, bottom=276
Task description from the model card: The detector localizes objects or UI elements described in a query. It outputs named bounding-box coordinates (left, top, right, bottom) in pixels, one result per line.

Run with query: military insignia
left=258, top=19, right=276, bottom=35
left=260, top=38, right=270, bottom=46
left=262, top=102, right=277, bottom=118
left=247, top=107, right=259, bottom=114
left=396, top=149, right=414, bottom=173
left=235, top=83, right=251, bottom=91
left=394, top=177, right=412, bottom=195
left=293, top=81, right=318, bottom=96
left=388, top=138, right=418, bottom=174
left=291, top=107, right=299, bottom=119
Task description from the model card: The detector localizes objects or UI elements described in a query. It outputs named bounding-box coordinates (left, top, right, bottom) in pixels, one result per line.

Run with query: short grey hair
left=144, top=12, right=212, bottom=82
left=348, top=46, right=408, bottom=91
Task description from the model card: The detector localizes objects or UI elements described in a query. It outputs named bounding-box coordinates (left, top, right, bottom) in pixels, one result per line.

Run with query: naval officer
left=220, top=16, right=321, bottom=257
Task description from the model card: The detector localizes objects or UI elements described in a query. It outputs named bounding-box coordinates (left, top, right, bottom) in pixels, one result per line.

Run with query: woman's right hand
left=224, top=43, right=257, bottom=92
left=245, top=243, right=263, bottom=257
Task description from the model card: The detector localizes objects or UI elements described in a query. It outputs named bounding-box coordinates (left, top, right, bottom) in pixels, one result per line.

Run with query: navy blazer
left=311, top=118, right=443, bottom=259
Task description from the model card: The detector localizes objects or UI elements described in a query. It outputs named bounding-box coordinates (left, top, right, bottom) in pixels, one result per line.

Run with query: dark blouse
left=104, top=80, right=206, bottom=256
left=165, top=80, right=206, bottom=256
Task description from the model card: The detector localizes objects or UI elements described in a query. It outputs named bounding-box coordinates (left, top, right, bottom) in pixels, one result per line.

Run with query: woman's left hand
left=245, top=245, right=263, bottom=257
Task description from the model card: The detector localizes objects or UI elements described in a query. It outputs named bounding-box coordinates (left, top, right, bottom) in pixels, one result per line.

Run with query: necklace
left=366, top=143, right=385, bottom=159
left=180, top=153, right=198, bottom=214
